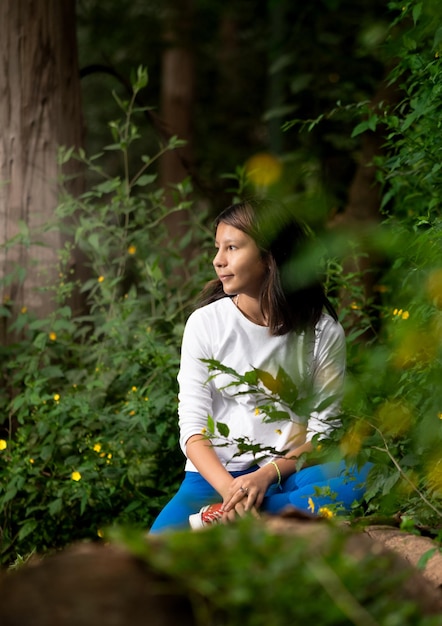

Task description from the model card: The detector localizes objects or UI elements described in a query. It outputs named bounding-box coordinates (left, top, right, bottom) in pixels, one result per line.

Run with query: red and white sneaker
left=189, top=503, right=224, bottom=529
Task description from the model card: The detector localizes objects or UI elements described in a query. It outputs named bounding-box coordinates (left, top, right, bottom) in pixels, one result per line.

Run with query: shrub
left=0, top=67, right=213, bottom=563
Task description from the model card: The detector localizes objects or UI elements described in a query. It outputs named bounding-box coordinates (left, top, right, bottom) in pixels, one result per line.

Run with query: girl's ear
left=261, top=249, right=271, bottom=266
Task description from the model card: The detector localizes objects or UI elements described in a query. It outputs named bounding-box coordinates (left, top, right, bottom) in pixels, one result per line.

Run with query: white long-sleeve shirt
left=178, top=297, right=346, bottom=472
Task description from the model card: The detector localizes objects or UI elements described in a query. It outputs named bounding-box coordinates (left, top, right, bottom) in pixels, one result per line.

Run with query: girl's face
left=213, top=222, right=267, bottom=298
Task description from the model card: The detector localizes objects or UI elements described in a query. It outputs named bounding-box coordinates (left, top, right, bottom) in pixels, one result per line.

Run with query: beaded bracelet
left=270, top=461, right=282, bottom=488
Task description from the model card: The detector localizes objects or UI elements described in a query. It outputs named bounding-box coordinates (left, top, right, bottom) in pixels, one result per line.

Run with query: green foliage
left=280, top=1, right=442, bottom=528
left=107, top=519, right=441, bottom=625
left=339, top=0, right=442, bottom=525
left=1, top=0, right=442, bottom=576
left=0, top=67, right=213, bottom=564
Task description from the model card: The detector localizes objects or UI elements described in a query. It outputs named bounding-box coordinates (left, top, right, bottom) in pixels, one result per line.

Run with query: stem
left=371, top=425, right=442, bottom=518
left=307, top=557, right=380, bottom=626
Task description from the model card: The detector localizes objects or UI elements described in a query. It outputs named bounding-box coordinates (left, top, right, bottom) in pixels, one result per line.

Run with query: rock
left=264, top=508, right=442, bottom=614
left=0, top=543, right=195, bottom=626
left=363, top=525, right=442, bottom=589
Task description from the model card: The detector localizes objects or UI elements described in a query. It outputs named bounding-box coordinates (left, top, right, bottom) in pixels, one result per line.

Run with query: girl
left=150, top=201, right=371, bottom=531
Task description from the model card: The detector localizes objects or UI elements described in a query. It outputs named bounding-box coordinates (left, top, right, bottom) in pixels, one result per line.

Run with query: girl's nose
left=213, top=249, right=225, bottom=267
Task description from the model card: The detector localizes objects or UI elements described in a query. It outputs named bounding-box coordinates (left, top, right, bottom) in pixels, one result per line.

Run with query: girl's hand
left=221, top=499, right=260, bottom=523
left=222, top=466, right=274, bottom=514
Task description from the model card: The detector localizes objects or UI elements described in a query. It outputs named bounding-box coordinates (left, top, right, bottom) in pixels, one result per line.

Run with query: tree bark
left=159, top=0, right=195, bottom=247
left=330, top=76, right=401, bottom=336
left=0, top=0, right=84, bottom=342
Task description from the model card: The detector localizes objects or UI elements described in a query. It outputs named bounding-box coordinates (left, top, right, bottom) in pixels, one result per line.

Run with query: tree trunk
left=159, top=0, right=195, bottom=247
left=0, top=0, right=84, bottom=342
left=331, top=76, right=401, bottom=336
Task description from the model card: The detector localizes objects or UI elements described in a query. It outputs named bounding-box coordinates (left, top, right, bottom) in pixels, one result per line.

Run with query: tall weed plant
left=300, top=1, right=442, bottom=529
left=0, top=68, right=213, bottom=563
left=258, top=0, right=442, bottom=530
left=353, top=0, right=442, bottom=527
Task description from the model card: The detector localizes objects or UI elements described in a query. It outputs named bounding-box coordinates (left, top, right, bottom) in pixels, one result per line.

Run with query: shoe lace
left=201, top=506, right=223, bottom=523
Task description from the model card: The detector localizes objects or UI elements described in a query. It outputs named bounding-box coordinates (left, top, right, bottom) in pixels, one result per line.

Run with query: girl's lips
left=219, top=274, right=233, bottom=281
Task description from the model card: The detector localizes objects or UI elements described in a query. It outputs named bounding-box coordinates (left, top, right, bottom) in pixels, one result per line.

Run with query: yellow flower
left=53, top=393, right=60, bottom=402
left=373, top=284, right=388, bottom=293
left=275, top=429, right=282, bottom=435
left=426, top=458, right=442, bottom=495
left=245, top=152, right=282, bottom=187
left=0, top=439, right=7, bottom=450
left=319, top=506, right=334, bottom=519
left=307, top=497, right=315, bottom=513
left=427, top=268, right=442, bottom=308
left=376, top=400, right=413, bottom=437
left=131, top=386, right=137, bottom=392
left=98, top=275, right=105, bottom=283
left=129, top=410, right=136, bottom=416
left=438, top=413, right=442, bottom=420
left=350, top=302, right=361, bottom=310
left=29, top=458, right=35, bottom=464
left=254, top=408, right=260, bottom=416
left=107, top=453, right=112, bottom=459
left=340, top=429, right=363, bottom=456
left=100, top=452, right=106, bottom=458
left=49, top=331, right=57, bottom=341
left=93, top=443, right=102, bottom=453
left=97, top=529, right=104, bottom=538
left=127, top=245, right=136, bottom=255
left=71, top=471, right=81, bottom=481
left=21, top=306, right=27, bottom=314
left=401, top=311, right=410, bottom=320
left=201, top=427, right=207, bottom=435
left=144, top=396, right=149, bottom=402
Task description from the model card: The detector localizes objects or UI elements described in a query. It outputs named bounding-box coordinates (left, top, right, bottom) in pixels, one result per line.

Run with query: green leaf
left=412, top=2, right=422, bottom=25
left=80, top=491, right=89, bottom=515
left=2, top=486, right=18, bottom=504
left=433, top=26, right=442, bottom=49
left=243, top=370, right=258, bottom=386
left=217, top=421, right=230, bottom=438
left=255, top=368, right=279, bottom=393
left=351, top=120, right=370, bottom=137
left=134, top=174, right=157, bottom=187
left=275, top=367, right=298, bottom=405
left=48, top=498, right=63, bottom=516
left=207, top=414, right=215, bottom=434
left=18, top=519, right=38, bottom=541
left=124, top=500, right=142, bottom=514
left=417, top=547, right=437, bottom=570
left=94, top=179, right=121, bottom=195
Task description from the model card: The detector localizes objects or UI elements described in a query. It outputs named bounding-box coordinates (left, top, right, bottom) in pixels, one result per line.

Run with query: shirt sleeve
left=306, top=317, right=346, bottom=442
left=177, top=310, right=214, bottom=456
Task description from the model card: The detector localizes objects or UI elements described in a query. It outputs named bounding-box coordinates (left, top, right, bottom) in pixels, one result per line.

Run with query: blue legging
left=150, top=461, right=372, bottom=533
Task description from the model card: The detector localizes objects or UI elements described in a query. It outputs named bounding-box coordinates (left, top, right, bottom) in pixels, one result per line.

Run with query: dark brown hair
left=198, top=200, right=338, bottom=335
